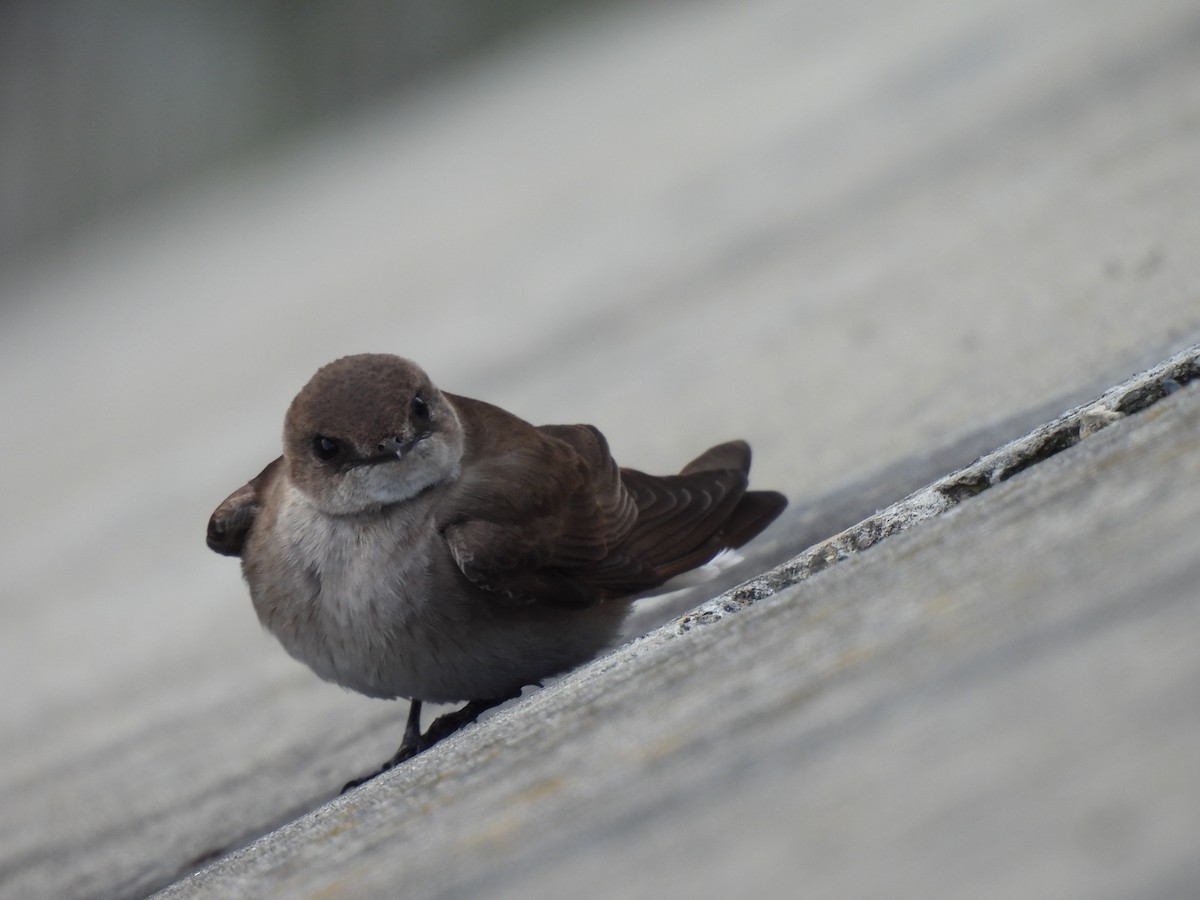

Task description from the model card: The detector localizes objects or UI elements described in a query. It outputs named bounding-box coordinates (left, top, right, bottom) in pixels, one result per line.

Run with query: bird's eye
left=411, top=395, right=430, bottom=422
left=312, top=435, right=340, bottom=462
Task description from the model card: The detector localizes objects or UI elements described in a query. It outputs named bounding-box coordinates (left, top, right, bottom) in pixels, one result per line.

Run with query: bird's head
left=282, top=354, right=464, bottom=514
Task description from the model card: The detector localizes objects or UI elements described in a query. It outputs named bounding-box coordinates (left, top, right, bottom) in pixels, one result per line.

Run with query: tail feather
left=717, top=490, right=789, bottom=549
left=678, top=439, right=751, bottom=476
left=614, top=440, right=786, bottom=583
left=620, top=467, right=747, bottom=564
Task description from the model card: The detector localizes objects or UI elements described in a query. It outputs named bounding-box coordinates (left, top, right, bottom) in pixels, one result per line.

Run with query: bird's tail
left=619, top=440, right=787, bottom=582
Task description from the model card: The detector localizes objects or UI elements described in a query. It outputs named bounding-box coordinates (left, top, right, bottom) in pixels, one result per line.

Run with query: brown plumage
left=207, top=354, right=785, bottom=789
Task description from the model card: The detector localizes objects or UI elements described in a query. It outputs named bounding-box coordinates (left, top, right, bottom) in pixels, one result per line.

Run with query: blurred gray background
left=0, top=0, right=598, bottom=265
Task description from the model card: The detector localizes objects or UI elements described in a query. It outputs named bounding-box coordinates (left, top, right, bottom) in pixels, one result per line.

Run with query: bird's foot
left=340, top=740, right=421, bottom=793
left=340, top=692, right=518, bottom=793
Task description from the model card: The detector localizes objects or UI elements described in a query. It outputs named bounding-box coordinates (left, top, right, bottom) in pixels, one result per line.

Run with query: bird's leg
left=391, top=698, right=426, bottom=764
left=420, top=690, right=519, bottom=748
left=340, top=690, right=519, bottom=793
left=341, top=699, right=424, bottom=793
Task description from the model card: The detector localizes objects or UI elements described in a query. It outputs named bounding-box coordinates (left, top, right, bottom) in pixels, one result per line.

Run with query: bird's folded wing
left=206, top=457, right=282, bottom=557
left=437, top=423, right=643, bottom=607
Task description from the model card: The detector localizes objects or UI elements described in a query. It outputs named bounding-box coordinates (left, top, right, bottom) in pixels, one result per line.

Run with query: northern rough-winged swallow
left=208, top=354, right=786, bottom=790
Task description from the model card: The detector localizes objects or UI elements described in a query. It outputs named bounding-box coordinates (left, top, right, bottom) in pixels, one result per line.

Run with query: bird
left=207, top=353, right=786, bottom=790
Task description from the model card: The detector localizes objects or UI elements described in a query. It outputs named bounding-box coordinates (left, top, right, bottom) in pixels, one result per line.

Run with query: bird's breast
left=245, top=482, right=630, bottom=704
left=248, top=484, right=445, bottom=699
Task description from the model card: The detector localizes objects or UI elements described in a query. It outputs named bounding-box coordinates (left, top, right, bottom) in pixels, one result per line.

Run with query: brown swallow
left=208, top=353, right=786, bottom=790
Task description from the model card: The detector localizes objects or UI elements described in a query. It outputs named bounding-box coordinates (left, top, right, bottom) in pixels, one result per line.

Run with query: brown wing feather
left=206, top=458, right=282, bottom=557
left=613, top=439, right=782, bottom=581
left=439, top=403, right=786, bottom=608
left=580, top=466, right=785, bottom=592
left=437, top=401, right=640, bottom=606
left=618, top=468, right=747, bottom=563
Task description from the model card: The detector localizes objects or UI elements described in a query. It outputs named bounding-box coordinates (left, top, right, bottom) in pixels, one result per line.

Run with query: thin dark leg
left=398, top=699, right=424, bottom=758
left=420, top=692, right=517, bottom=747
left=341, top=699, right=423, bottom=793
left=340, top=690, right=519, bottom=793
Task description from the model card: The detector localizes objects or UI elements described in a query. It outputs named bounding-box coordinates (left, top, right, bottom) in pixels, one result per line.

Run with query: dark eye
left=411, top=395, right=430, bottom=422
left=312, top=435, right=340, bottom=462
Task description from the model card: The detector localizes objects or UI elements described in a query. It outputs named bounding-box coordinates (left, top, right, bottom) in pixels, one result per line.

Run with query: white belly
left=245, top=484, right=628, bottom=703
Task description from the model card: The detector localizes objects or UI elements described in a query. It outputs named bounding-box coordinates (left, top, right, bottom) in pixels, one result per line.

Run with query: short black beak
left=376, top=435, right=416, bottom=457
left=354, top=430, right=432, bottom=466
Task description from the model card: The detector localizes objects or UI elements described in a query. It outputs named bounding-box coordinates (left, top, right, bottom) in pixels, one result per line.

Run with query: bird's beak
left=363, top=431, right=432, bottom=463
left=376, top=434, right=416, bottom=457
